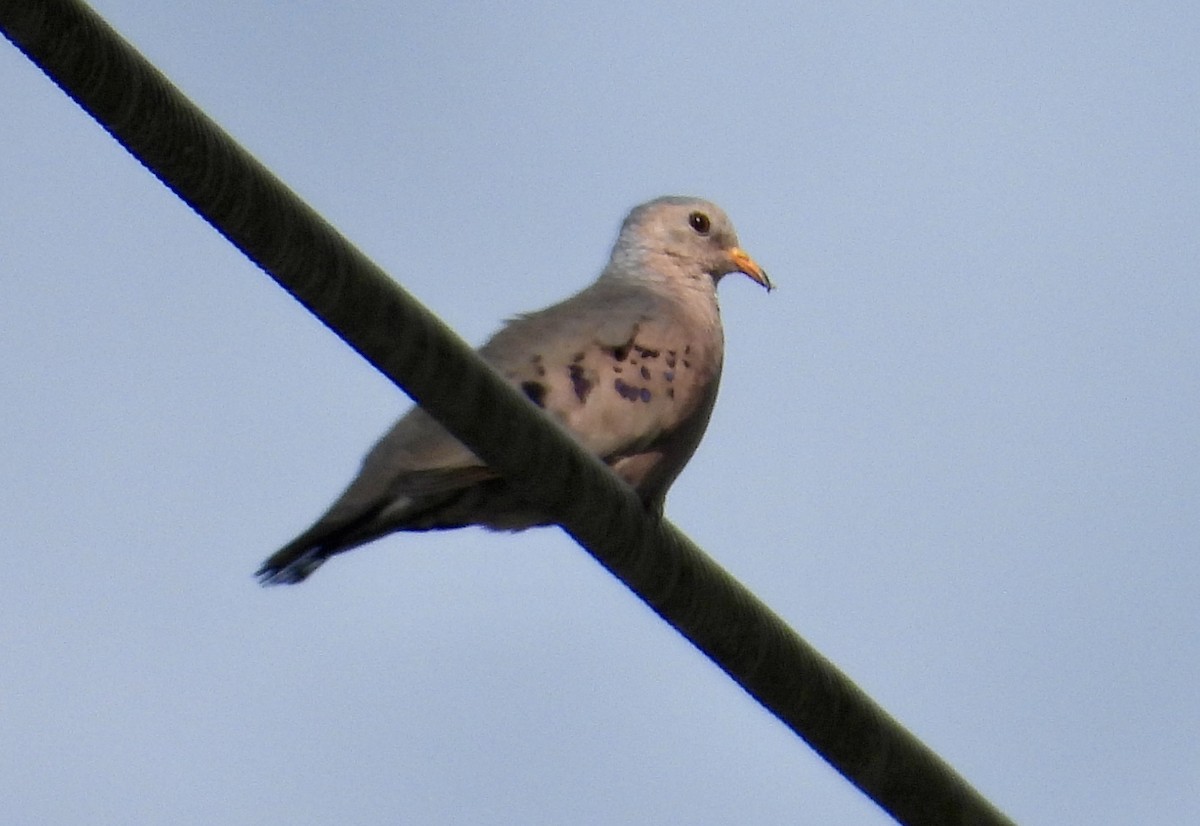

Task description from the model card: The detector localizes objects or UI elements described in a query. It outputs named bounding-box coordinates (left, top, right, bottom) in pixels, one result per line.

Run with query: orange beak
left=728, top=247, right=773, bottom=292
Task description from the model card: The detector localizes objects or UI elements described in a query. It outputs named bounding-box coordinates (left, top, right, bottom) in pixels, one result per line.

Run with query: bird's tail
left=255, top=544, right=328, bottom=585
left=256, top=500, right=399, bottom=586
left=256, top=480, right=481, bottom=585
left=257, top=525, right=359, bottom=586
left=256, top=469, right=540, bottom=585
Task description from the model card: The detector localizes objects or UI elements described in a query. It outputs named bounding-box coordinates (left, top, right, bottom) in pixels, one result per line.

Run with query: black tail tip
left=255, top=548, right=327, bottom=586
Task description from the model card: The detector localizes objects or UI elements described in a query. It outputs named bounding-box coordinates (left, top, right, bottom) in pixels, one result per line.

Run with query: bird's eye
left=688, top=211, right=711, bottom=235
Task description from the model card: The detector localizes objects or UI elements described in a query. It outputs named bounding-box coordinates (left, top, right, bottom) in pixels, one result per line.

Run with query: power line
left=0, top=2, right=1015, bottom=823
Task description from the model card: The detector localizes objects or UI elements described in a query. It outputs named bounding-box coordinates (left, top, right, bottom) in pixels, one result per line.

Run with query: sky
left=2, top=2, right=1198, bottom=823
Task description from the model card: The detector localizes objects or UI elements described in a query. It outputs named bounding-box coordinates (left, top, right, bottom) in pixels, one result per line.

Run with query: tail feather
left=257, top=471, right=551, bottom=585
left=257, top=502, right=396, bottom=586
left=256, top=545, right=329, bottom=586
left=256, top=486, right=472, bottom=585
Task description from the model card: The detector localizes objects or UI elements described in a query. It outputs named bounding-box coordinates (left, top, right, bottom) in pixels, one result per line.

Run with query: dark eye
left=688, top=211, right=711, bottom=235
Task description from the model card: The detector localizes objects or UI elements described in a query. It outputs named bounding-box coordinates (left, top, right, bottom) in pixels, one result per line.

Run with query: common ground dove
left=258, top=196, right=770, bottom=584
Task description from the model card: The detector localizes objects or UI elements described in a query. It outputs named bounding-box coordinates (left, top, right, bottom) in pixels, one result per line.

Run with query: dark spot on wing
left=640, top=366, right=651, bottom=380
left=520, top=381, right=547, bottom=408
left=568, top=364, right=593, bottom=403
left=572, top=351, right=586, bottom=363
left=664, top=370, right=675, bottom=382
left=665, top=351, right=677, bottom=369
left=614, top=378, right=641, bottom=402
left=634, top=345, right=660, bottom=360
left=608, top=343, right=631, bottom=362
left=605, top=327, right=641, bottom=364
left=531, top=354, right=546, bottom=377
left=667, top=387, right=675, bottom=399
left=614, top=377, right=653, bottom=403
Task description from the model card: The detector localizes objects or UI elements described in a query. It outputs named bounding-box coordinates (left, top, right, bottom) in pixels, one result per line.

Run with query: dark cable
left=0, top=3, right=1015, bottom=823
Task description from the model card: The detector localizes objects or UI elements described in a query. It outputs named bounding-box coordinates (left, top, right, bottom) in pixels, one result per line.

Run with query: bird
left=257, top=196, right=771, bottom=584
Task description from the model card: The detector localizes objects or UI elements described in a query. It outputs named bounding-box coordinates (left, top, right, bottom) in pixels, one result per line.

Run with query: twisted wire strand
left=1, top=2, right=1015, bottom=824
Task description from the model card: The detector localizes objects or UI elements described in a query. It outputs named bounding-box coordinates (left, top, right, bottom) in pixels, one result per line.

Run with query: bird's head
left=606, top=196, right=772, bottom=292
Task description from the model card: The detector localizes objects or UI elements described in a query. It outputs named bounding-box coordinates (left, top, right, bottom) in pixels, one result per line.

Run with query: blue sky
left=3, top=2, right=1198, bottom=823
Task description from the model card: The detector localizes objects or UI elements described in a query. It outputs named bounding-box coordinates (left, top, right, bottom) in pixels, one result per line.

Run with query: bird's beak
left=728, top=247, right=773, bottom=292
